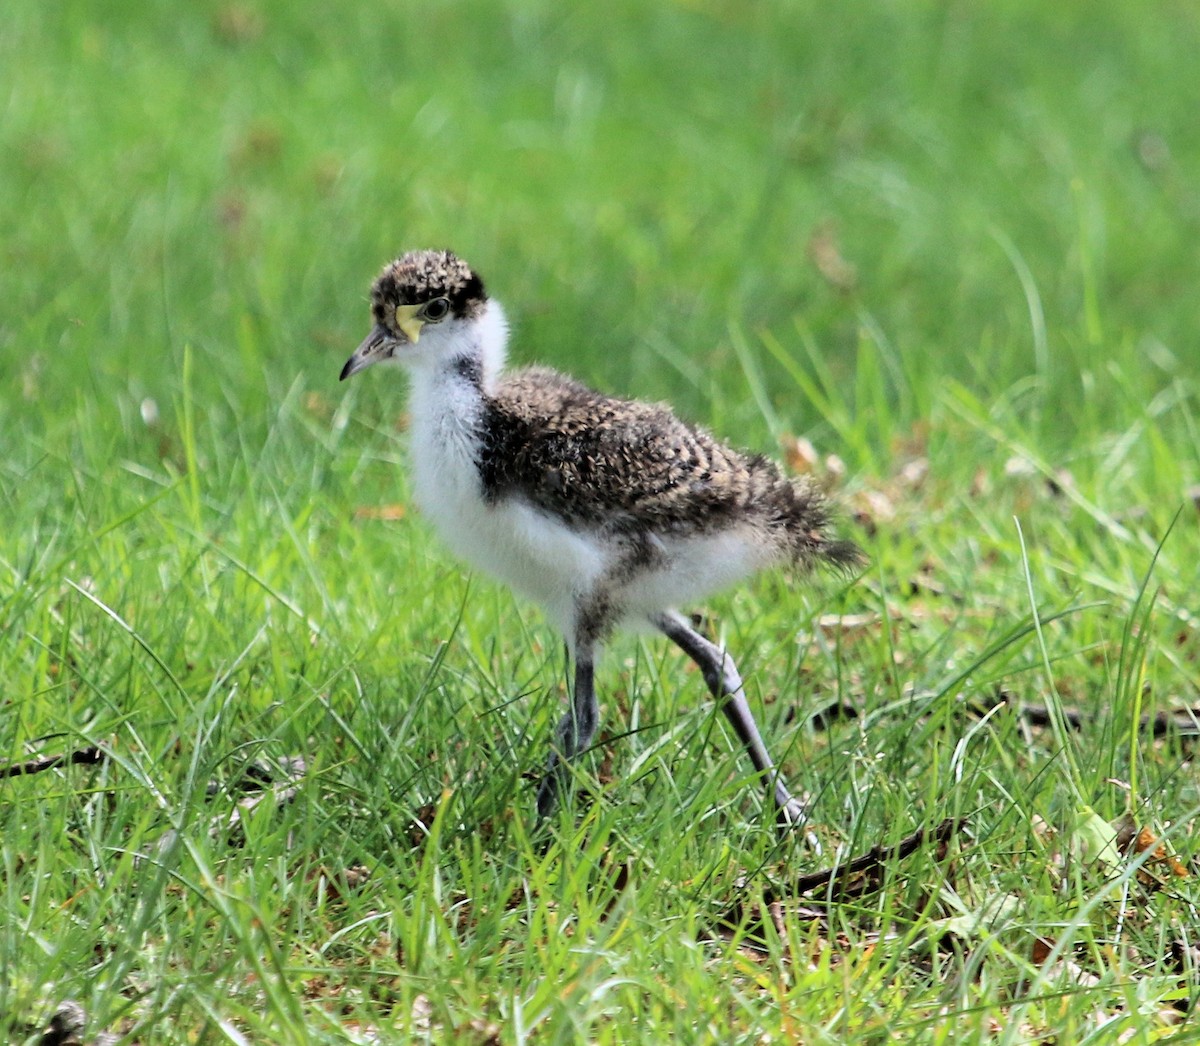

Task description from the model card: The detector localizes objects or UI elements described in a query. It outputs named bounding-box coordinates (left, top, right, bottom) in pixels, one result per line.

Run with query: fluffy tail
left=745, top=457, right=864, bottom=573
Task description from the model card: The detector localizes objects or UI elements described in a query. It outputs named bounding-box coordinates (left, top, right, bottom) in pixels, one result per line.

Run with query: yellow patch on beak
left=394, top=303, right=425, bottom=344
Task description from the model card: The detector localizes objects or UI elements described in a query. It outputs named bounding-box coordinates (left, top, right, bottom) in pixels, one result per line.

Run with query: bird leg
left=653, top=611, right=808, bottom=829
left=536, top=647, right=598, bottom=819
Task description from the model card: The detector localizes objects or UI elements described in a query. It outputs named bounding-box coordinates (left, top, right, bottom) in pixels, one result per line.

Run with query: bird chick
left=340, top=249, right=862, bottom=826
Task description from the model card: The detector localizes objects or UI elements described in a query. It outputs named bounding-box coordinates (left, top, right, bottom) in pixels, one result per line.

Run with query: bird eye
left=421, top=297, right=451, bottom=322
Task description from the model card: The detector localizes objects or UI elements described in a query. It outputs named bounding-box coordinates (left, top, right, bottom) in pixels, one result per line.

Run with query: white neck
left=476, top=300, right=509, bottom=391
left=404, top=299, right=507, bottom=490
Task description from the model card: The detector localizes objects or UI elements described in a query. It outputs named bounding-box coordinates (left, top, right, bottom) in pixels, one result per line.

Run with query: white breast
left=406, top=363, right=607, bottom=640
left=399, top=300, right=773, bottom=645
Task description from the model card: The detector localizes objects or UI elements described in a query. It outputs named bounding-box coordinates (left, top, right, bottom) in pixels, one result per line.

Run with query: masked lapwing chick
left=340, top=249, right=863, bottom=827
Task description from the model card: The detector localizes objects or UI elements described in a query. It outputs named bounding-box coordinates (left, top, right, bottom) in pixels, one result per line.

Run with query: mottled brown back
left=478, top=367, right=862, bottom=571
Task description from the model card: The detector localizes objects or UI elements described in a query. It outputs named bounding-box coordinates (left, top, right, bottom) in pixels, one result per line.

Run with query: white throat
left=403, top=298, right=506, bottom=536
left=402, top=299, right=509, bottom=394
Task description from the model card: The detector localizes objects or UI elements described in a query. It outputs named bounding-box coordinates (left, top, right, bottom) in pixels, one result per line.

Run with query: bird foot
left=775, top=793, right=822, bottom=852
left=535, top=769, right=564, bottom=821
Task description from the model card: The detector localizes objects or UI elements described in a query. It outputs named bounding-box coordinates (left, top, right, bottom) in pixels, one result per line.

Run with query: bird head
left=340, top=249, right=489, bottom=381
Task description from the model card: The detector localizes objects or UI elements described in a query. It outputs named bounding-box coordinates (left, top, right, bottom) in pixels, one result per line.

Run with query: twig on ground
left=977, top=691, right=1200, bottom=738
left=34, top=999, right=119, bottom=1046
left=711, top=817, right=970, bottom=948
left=149, top=756, right=308, bottom=858
left=219, top=776, right=303, bottom=838
left=778, top=815, right=969, bottom=901
left=0, top=746, right=105, bottom=780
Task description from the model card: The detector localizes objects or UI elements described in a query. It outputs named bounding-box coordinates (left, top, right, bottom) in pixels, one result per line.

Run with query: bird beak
left=340, top=324, right=394, bottom=381
left=340, top=306, right=426, bottom=381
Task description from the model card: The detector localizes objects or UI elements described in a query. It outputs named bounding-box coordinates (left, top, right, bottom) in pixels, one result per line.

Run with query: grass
left=3, top=0, right=1200, bottom=1041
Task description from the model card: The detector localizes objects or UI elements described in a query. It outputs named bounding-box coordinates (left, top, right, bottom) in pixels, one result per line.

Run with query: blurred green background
left=6, top=0, right=1197, bottom=456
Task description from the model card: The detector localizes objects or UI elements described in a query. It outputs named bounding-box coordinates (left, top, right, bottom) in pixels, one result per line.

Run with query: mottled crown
left=370, top=249, right=487, bottom=323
